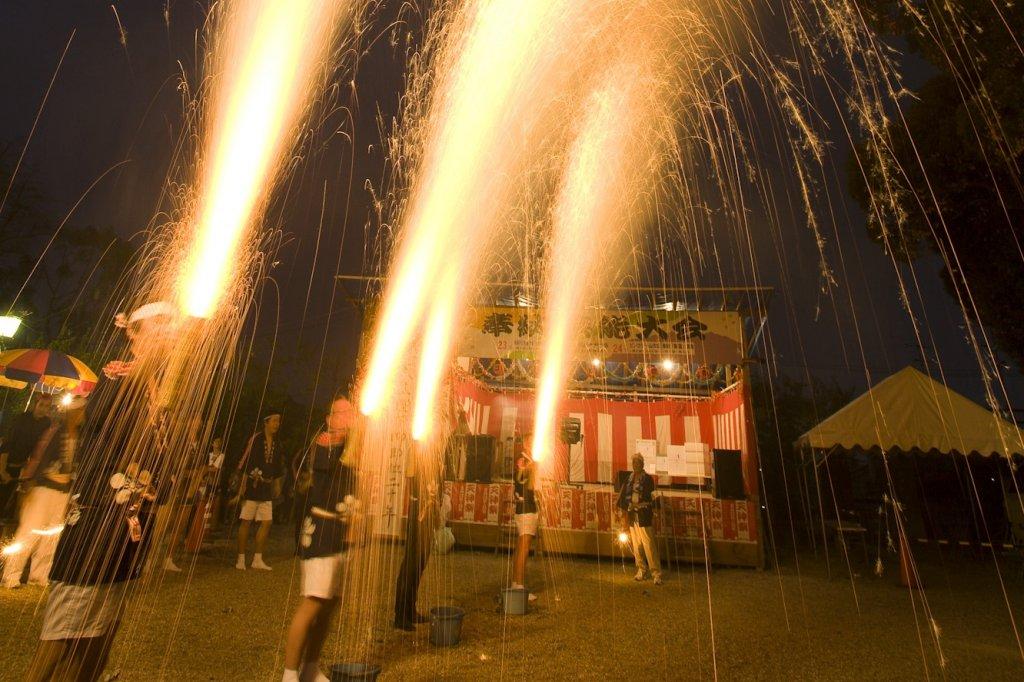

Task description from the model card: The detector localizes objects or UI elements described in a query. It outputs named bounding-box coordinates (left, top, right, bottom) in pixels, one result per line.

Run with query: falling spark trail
left=0, top=30, right=75, bottom=239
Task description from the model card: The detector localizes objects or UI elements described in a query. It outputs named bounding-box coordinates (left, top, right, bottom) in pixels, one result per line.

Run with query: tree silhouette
left=849, top=1, right=1024, bottom=370
left=0, top=145, right=131, bottom=369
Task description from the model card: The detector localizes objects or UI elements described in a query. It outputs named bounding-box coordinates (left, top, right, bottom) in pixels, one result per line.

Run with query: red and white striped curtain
left=454, top=377, right=753, bottom=492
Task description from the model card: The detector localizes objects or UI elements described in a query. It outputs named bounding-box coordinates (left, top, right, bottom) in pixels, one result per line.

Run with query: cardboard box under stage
left=445, top=481, right=761, bottom=567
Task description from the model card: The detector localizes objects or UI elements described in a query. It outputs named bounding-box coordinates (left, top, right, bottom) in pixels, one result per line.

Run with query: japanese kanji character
left=482, top=312, right=513, bottom=337
left=600, top=315, right=632, bottom=339
left=517, top=314, right=539, bottom=337
left=673, top=316, right=707, bottom=340
left=637, top=315, right=668, bottom=340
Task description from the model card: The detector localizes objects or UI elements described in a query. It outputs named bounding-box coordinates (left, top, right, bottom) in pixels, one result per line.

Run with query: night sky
left=1, top=1, right=1019, bottom=411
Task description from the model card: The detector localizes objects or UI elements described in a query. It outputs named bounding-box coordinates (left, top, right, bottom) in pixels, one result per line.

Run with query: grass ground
left=1, top=525, right=1023, bottom=680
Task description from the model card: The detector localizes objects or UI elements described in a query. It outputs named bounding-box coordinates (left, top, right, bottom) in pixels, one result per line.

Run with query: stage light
left=60, top=394, right=73, bottom=407
left=0, top=315, right=21, bottom=338
left=617, top=531, right=629, bottom=544
left=661, top=359, right=675, bottom=371
left=590, top=357, right=602, bottom=367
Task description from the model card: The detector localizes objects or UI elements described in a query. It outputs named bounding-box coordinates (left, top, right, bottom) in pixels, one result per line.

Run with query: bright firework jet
left=360, top=0, right=595, bottom=420
left=531, top=11, right=681, bottom=462
left=530, top=72, right=654, bottom=461
left=411, top=265, right=458, bottom=441
left=179, top=0, right=350, bottom=319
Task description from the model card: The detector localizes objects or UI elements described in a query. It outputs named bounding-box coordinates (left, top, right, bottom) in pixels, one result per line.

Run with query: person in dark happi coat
left=282, top=396, right=361, bottom=682
left=26, top=301, right=180, bottom=682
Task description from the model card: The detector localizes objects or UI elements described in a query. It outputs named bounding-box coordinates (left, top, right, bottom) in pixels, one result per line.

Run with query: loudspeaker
left=465, top=434, right=495, bottom=483
left=614, top=469, right=632, bottom=493
left=712, top=449, right=745, bottom=500
left=560, top=417, right=582, bottom=445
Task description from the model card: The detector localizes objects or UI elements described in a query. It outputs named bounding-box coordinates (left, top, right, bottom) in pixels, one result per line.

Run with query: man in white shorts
left=283, top=396, right=359, bottom=682
left=232, top=411, right=283, bottom=570
left=511, top=436, right=539, bottom=601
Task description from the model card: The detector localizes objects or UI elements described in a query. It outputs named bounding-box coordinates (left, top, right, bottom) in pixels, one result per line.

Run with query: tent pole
left=799, top=445, right=816, bottom=552
left=812, top=446, right=832, bottom=579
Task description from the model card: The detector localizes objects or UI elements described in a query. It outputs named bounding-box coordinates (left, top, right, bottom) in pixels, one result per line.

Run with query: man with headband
left=26, top=301, right=179, bottom=681
left=232, top=409, right=284, bottom=570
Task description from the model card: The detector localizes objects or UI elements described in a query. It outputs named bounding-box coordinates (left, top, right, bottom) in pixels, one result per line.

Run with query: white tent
left=796, top=366, right=1024, bottom=457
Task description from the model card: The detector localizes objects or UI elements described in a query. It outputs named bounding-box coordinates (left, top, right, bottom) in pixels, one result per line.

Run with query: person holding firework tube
left=282, top=396, right=361, bottom=682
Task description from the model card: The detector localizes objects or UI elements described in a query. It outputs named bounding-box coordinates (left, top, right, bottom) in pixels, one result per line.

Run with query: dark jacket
left=299, top=439, right=357, bottom=559
left=2, top=411, right=51, bottom=472
left=51, top=374, right=166, bottom=585
left=21, top=424, right=75, bottom=493
left=616, top=470, right=656, bottom=527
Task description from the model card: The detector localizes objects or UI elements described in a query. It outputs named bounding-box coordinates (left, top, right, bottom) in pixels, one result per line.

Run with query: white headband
left=114, top=301, right=175, bottom=328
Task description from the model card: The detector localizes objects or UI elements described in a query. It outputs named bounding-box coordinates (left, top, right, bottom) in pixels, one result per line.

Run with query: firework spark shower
left=3, top=0, right=1024, bottom=678
left=362, top=0, right=729, bottom=459
left=179, top=0, right=349, bottom=319
left=359, top=0, right=597, bottom=421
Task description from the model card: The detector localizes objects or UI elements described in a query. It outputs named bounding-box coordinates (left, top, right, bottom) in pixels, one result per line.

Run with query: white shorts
left=301, top=554, right=347, bottom=599
left=515, top=512, right=539, bottom=536
left=40, top=580, right=129, bottom=641
left=239, top=500, right=273, bottom=522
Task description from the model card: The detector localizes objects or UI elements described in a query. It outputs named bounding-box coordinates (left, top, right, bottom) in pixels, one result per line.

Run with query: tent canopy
left=796, top=366, right=1024, bottom=457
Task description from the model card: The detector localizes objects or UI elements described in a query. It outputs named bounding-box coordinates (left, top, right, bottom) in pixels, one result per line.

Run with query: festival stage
left=368, top=293, right=768, bottom=569
left=440, top=372, right=764, bottom=568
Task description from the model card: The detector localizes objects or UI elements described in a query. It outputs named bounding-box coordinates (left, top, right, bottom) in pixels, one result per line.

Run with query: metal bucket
left=329, top=663, right=382, bottom=682
left=429, top=606, right=466, bottom=646
left=501, top=587, right=528, bottom=615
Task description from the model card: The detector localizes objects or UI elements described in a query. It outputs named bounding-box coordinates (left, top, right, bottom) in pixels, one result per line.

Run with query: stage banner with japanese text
left=457, top=307, right=743, bottom=363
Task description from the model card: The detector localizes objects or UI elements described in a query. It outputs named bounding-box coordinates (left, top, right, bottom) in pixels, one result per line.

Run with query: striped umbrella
left=0, top=349, right=98, bottom=395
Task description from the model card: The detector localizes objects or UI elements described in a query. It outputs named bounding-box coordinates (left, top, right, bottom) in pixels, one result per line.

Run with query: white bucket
left=501, top=587, right=528, bottom=615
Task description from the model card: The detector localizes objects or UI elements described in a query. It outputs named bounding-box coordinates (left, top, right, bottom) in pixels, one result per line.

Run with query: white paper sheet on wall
left=666, top=444, right=686, bottom=476
left=683, top=442, right=710, bottom=478
left=634, top=439, right=658, bottom=474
